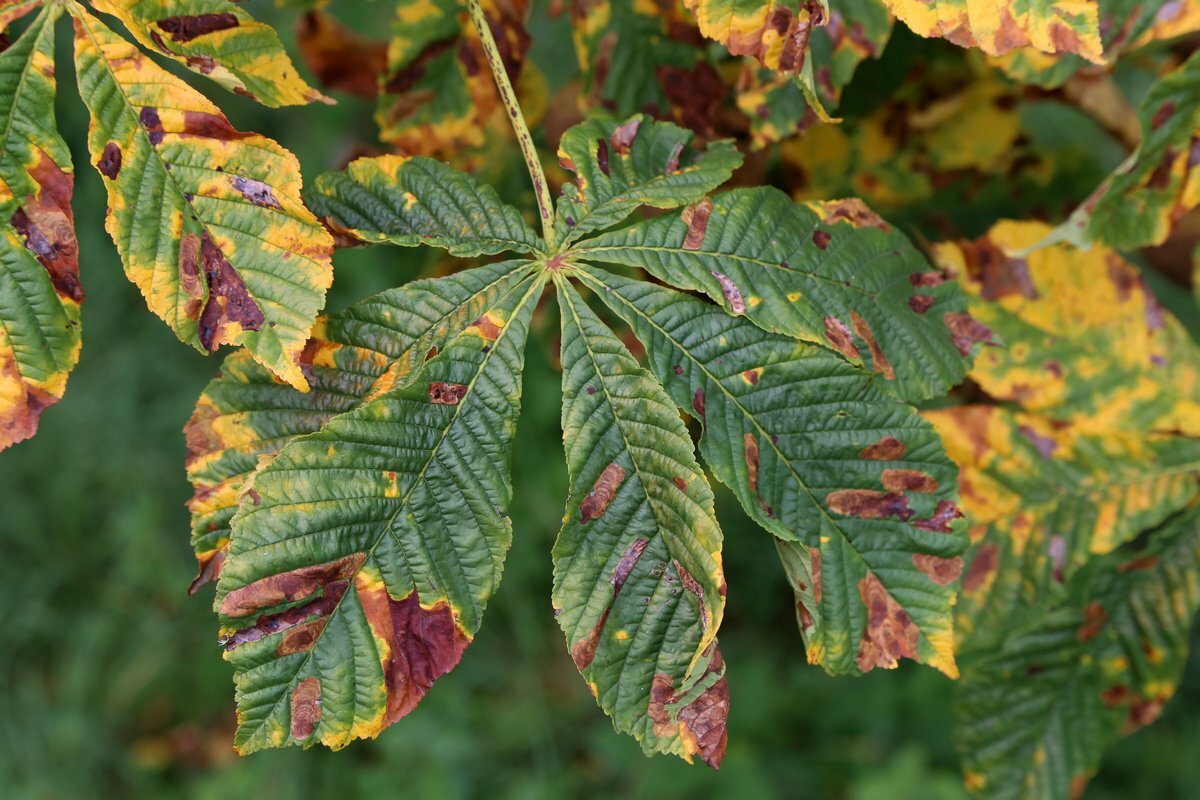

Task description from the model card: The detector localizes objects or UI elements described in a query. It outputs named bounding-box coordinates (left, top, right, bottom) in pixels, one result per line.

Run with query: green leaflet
left=578, top=267, right=965, bottom=677
left=71, top=6, right=333, bottom=390
left=554, top=115, right=741, bottom=245
left=554, top=280, right=727, bottom=767
left=955, top=507, right=1200, bottom=800
left=927, top=405, right=1200, bottom=650
left=576, top=187, right=982, bottom=402
left=215, top=272, right=541, bottom=754
left=1049, top=50, right=1200, bottom=251
left=0, top=5, right=81, bottom=452
left=89, top=0, right=330, bottom=107
left=185, top=259, right=534, bottom=591
left=306, top=154, right=544, bottom=256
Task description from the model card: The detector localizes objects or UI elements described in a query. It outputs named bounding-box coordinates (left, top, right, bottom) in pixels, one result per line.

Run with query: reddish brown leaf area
left=692, top=388, right=706, bottom=418
left=0, top=371, right=55, bottom=451
left=98, top=142, right=122, bottom=179
left=356, top=586, right=471, bottom=726
left=222, top=581, right=346, bottom=650
left=12, top=154, right=81, bottom=303
left=188, top=547, right=226, bottom=595
left=469, top=314, right=503, bottom=341
left=743, top=433, right=760, bottom=492
left=859, top=435, right=906, bottom=460
left=910, top=271, right=945, bottom=287
left=290, top=677, right=322, bottom=740
left=276, top=618, right=329, bottom=657
left=716, top=0, right=823, bottom=73
left=231, top=175, right=282, bottom=210
left=959, top=237, right=1037, bottom=300
left=609, top=118, right=641, bottom=154
left=673, top=476, right=688, bottom=491
left=826, top=489, right=912, bottom=521
left=912, top=554, right=963, bottom=586
left=648, top=646, right=730, bottom=769
left=571, top=608, right=610, bottom=671
left=1117, top=555, right=1159, bottom=573
left=812, top=229, right=831, bottom=249
left=1077, top=601, right=1108, bottom=641
left=914, top=499, right=963, bottom=532
left=611, top=537, right=649, bottom=591
left=674, top=560, right=709, bottom=628
left=656, top=63, right=726, bottom=137
left=824, top=315, right=859, bottom=359
left=580, top=463, right=626, bottom=523
left=944, top=311, right=995, bottom=356
left=857, top=572, right=919, bottom=672
left=156, top=13, right=240, bottom=43
left=178, top=231, right=266, bottom=351
left=296, top=11, right=388, bottom=99
left=909, top=295, right=934, bottom=314
left=822, top=197, right=889, bottom=230
left=962, top=543, right=999, bottom=593
left=428, top=382, right=468, bottom=404
left=682, top=197, right=713, bottom=250
left=219, top=552, right=366, bottom=617
left=850, top=311, right=894, bottom=380
left=881, top=468, right=938, bottom=493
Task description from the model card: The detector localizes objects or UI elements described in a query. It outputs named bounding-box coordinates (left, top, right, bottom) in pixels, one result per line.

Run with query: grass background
left=2, top=3, right=1199, bottom=797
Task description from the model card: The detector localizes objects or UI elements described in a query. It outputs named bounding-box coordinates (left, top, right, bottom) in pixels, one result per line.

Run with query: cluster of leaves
left=3, top=1, right=1200, bottom=797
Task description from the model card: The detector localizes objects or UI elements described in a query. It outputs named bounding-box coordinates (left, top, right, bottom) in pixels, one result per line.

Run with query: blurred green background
left=2, top=3, right=1200, bottom=798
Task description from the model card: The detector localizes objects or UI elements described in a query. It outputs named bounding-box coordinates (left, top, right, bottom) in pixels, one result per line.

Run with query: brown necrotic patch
left=156, top=13, right=240, bottom=43
left=12, top=152, right=81, bottom=303
left=1077, top=601, right=1108, bottom=641
left=826, top=489, right=912, bottom=521
left=812, top=229, right=831, bottom=249
left=191, top=231, right=267, bottom=351
left=822, top=198, right=888, bottom=230
left=218, top=552, right=366, bottom=617
left=856, top=572, right=918, bottom=672
left=944, top=312, right=995, bottom=356
left=850, top=311, right=894, bottom=380
left=428, top=382, right=468, bottom=405
left=98, top=142, right=122, bottom=179
left=912, top=554, right=963, bottom=586
left=823, top=315, right=859, bottom=359
left=881, top=469, right=938, bottom=493
left=290, top=677, right=322, bottom=740
left=609, top=118, right=641, bottom=154
left=674, top=560, right=709, bottom=628
left=611, top=537, right=649, bottom=591
left=743, top=433, right=759, bottom=492
left=221, top=581, right=347, bottom=651
left=692, top=388, right=706, bottom=418
left=960, top=236, right=1037, bottom=300
left=710, top=270, right=745, bottom=313
left=682, top=198, right=713, bottom=250
left=580, top=463, right=626, bottom=523
left=908, top=295, right=934, bottom=314
left=355, top=585, right=470, bottom=726
left=595, top=137, right=610, bottom=176
left=230, top=175, right=282, bottom=210
left=962, top=542, right=999, bottom=593
left=573, top=537, right=650, bottom=671
left=648, top=645, right=729, bottom=769
left=859, top=436, right=906, bottom=460
left=914, top=499, right=962, bottom=533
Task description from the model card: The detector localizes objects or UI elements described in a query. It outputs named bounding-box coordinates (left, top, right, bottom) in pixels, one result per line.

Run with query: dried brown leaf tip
left=649, top=646, right=730, bottom=768
left=857, top=572, right=918, bottom=672
left=580, top=463, right=626, bottom=523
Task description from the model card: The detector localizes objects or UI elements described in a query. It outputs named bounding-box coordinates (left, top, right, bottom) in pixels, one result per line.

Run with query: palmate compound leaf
left=553, top=115, right=742, bottom=246
left=575, top=188, right=987, bottom=402
left=89, top=0, right=331, bottom=107
left=71, top=5, right=333, bottom=389
left=954, top=507, right=1200, bottom=800
left=214, top=270, right=542, bottom=753
left=1049, top=49, right=1200, bottom=251
left=576, top=267, right=966, bottom=677
left=0, top=6, right=81, bottom=452
left=185, top=259, right=534, bottom=591
left=554, top=279, right=729, bottom=767
left=881, top=0, right=1104, bottom=62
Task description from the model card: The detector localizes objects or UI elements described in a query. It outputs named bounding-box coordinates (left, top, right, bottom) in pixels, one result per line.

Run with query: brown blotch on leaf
left=219, top=552, right=365, bottom=617
left=850, top=311, right=894, bottom=380
left=682, top=198, right=713, bottom=250
left=743, top=433, right=760, bottom=492
left=222, top=579, right=348, bottom=650
left=157, top=13, right=240, bottom=43
left=296, top=11, right=388, bottom=99
left=710, top=270, right=744, bottom=313
left=276, top=618, right=329, bottom=657
left=856, top=572, right=918, bottom=672
left=231, top=175, right=283, bottom=210
left=196, top=231, right=266, bottom=351
left=914, top=500, right=963, bottom=533
left=742, top=368, right=760, bottom=385
left=962, top=543, right=999, bottom=593
left=609, top=118, right=641, bottom=154
left=823, top=315, right=859, bottom=360
left=139, top=106, right=165, bottom=145
left=1118, top=555, right=1159, bottom=573
left=881, top=469, right=938, bottom=493
left=812, top=229, right=831, bottom=249
left=98, top=142, right=122, bottom=179
left=860, top=436, right=906, bottom=460
left=1077, top=601, right=1108, bottom=641
left=826, top=489, right=912, bottom=521
left=960, top=237, right=1037, bottom=300
left=692, top=388, right=706, bottom=418
left=611, top=537, right=649, bottom=592
left=944, top=311, right=995, bottom=356
left=673, top=476, right=687, bottom=492
left=428, top=382, right=468, bottom=405
left=290, top=677, right=322, bottom=739
left=910, top=271, right=945, bottom=288
left=912, top=554, right=963, bottom=586
left=580, top=463, right=626, bottom=523
left=821, top=197, right=889, bottom=230
left=469, top=314, right=503, bottom=341
left=908, top=295, right=934, bottom=314
left=572, top=608, right=610, bottom=671
left=648, top=646, right=729, bottom=769
left=595, top=137, right=610, bottom=176
left=354, top=586, right=470, bottom=726
left=10, top=155, right=81, bottom=303
left=674, top=560, right=710, bottom=628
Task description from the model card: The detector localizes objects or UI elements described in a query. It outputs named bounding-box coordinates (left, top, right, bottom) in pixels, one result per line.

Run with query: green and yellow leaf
left=554, top=279, right=728, bottom=766
left=576, top=187, right=984, bottom=402
left=0, top=5, right=80, bottom=451
left=71, top=7, right=333, bottom=390
left=306, top=154, right=544, bottom=256
left=89, top=0, right=330, bottom=107
left=215, top=273, right=541, bottom=753
left=881, top=0, right=1104, bottom=62
left=931, top=220, right=1200, bottom=435
left=682, top=0, right=827, bottom=74
left=184, top=260, right=534, bottom=591
left=579, top=267, right=966, bottom=677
